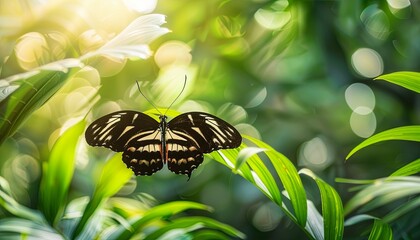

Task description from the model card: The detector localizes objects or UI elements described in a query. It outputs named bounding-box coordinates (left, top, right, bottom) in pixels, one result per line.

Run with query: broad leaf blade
left=375, top=71, right=420, bottom=93
left=72, top=153, right=133, bottom=239
left=39, top=119, right=85, bottom=226
left=0, top=68, right=80, bottom=144
left=301, top=169, right=344, bottom=240
left=346, top=126, right=420, bottom=160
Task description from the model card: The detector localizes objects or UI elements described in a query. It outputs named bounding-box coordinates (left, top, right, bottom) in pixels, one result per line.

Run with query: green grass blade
left=346, top=126, right=420, bottom=160
left=71, top=152, right=133, bottom=239
left=390, top=158, right=420, bottom=177
left=143, top=216, right=245, bottom=240
left=39, top=119, right=85, bottom=226
left=245, top=135, right=307, bottom=227
left=368, top=219, right=393, bottom=240
left=375, top=71, right=420, bottom=93
left=301, top=169, right=344, bottom=240
left=111, top=201, right=211, bottom=240
left=0, top=68, right=80, bottom=145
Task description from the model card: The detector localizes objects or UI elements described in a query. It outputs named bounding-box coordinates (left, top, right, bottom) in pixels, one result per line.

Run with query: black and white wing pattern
left=85, top=111, right=164, bottom=176
left=166, top=112, right=242, bottom=176
left=85, top=110, right=242, bottom=178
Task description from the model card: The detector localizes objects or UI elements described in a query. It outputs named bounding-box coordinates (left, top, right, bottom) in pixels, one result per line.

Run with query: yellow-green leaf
left=375, top=71, right=420, bottom=93
left=346, top=126, right=420, bottom=160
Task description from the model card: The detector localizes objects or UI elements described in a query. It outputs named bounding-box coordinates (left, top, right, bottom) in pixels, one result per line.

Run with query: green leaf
left=300, top=169, right=344, bottom=240
left=375, top=71, right=420, bottom=93
left=344, top=176, right=420, bottom=215
left=245, top=135, right=307, bottom=227
left=111, top=201, right=212, bottom=240
left=39, top=119, right=85, bottom=226
left=382, top=196, right=420, bottom=223
left=344, top=214, right=377, bottom=227
left=368, top=219, right=392, bottom=240
left=143, top=216, right=245, bottom=240
left=209, top=147, right=282, bottom=205
left=0, top=177, right=45, bottom=223
left=235, top=147, right=267, bottom=170
left=305, top=200, right=324, bottom=240
left=390, top=158, right=420, bottom=177
left=0, top=68, right=80, bottom=144
left=0, top=218, right=64, bottom=239
left=346, top=126, right=420, bottom=160
left=71, top=153, right=133, bottom=239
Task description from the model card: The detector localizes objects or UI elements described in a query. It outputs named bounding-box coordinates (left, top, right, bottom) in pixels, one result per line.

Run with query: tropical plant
left=1, top=0, right=419, bottom=239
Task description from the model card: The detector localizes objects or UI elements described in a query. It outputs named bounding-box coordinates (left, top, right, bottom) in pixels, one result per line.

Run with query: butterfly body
left=85, top=111, right=242, bottom=178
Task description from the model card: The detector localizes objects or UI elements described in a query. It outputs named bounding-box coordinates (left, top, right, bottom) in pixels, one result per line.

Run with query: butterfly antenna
left=163, top=75, right=187, bottom=116
left=136, top=81, right=163, bottom=115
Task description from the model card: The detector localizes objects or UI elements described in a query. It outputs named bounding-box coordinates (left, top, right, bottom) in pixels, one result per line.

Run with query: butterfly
left=85, top=110, right=242, bottom=178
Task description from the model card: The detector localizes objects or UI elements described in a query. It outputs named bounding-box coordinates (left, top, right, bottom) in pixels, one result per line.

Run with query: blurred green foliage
left=1, top=0, right=420, bottom=239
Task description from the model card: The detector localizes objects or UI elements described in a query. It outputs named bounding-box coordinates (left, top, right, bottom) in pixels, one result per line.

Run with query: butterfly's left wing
left=85, top=110, right=164, bottom=176
left=165, top=112, right=242, bottom=177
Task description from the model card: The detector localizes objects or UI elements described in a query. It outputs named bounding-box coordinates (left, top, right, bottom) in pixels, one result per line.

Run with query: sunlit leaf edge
left=346, top=125, right=420, bottom=160
left=375, top=71, right=420, bottom=94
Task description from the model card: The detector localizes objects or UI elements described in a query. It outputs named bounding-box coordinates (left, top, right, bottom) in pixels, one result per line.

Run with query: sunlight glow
left=123, top=0, right=157, bottom=13
left=350, top=111, right=377, bottom=138
left=351, top=48, right=383, bottom=78
left=254, top=8, right=291, bottom=30
left=154, top=41, right=192, bottom=68
left=360, top=5, right=390, bottom=40
left=15, top=32, right=48, bottom=70
left=299, top=137, right=333, bottom=170
left=345, top=83, right=375, bottom=115
left=387, top=0, right=411, bottom=9
left=252, top=202, right=282, bottom=232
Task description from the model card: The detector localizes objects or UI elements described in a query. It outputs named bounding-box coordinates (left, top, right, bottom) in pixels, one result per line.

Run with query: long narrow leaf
left=39, top=119, right=85, bottom=226
left=375, top=71, right=420, bottom=93
left=143, top=216, right=245, bottom=240
left=346, top=126, right=420, bottom=160
left=305, top=200, right=324, bottom=240
left=71, top=153, right=133, bottom=239
left=382, top=196, right=420, bottom=223
left=344, top=176, right=420, bottom=215
left=245, top=135, right=307, bottom=227
left=368, top=219, right=393, bottom=240
left=111, top=201, right=212, bottom=240
left=390, top=158, right=420, bottom=176
left=0, top=68, right=80, bottom=144
left=301, top=169, right=344, bottom=240
left=0, top=218, right=63, bottom=239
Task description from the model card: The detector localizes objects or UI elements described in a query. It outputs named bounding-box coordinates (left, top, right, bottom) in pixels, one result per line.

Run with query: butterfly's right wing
left=85, top=110, right=164, bottom=176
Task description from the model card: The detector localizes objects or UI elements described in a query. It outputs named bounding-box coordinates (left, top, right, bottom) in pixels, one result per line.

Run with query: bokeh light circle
left=345, top=83, right=375, bottom=115
left=351, top=48, right=383, bottom=78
